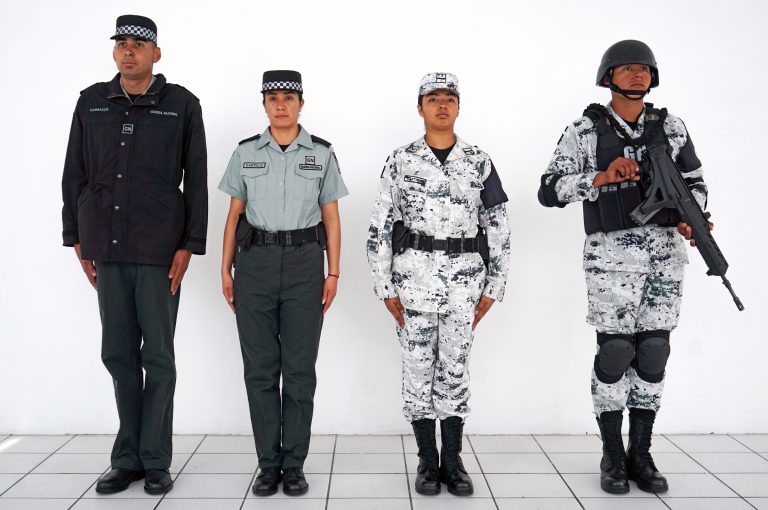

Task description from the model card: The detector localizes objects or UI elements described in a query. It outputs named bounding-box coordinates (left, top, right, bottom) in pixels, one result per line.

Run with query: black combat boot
left=627, top=408, right=669, bottom=493
left=411, top=419, right=441, bottom=495
left=439, top=417, right=473, bottom=496
left=597, top=410, right=629, bottom=494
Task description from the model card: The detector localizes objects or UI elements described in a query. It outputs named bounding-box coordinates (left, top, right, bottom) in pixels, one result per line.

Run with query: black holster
left=392, top=220, right=409, bottom=254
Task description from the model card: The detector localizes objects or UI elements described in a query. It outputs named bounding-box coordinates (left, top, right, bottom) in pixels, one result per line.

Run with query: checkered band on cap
left=261, top=81, right=303, bottom=93
left=419, top=72, right=460, bottom=96
left=113, top=24, right=157, bottom=43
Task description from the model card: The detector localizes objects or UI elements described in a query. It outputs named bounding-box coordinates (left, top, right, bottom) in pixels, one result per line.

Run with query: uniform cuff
left=62, top=231, right=79, bottom=247
left=183, top=237, right=207, bottom=255
left=218, top=183, right=247, bottom=201
left=482, top=282, right=505, bottom=302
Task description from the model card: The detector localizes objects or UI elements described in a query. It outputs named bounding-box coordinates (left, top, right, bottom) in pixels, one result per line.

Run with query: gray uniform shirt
left=219, top=126, right=348, bottom=231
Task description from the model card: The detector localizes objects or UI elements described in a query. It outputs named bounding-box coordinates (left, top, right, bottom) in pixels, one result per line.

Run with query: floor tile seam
left=529, top=434, right=585, bottom=510
left=157, top=432, right=209, bottom=510
left=0, top=434, right=77, bottom=499
left=729, top=434, right=768, bottom=463
left=663, top=434, right=757, bottom=506
left=468, top=435, right=504, bottom=510
left=324, top=434, right=338, bottom=510
left=398, top=435, right=414, bottom=510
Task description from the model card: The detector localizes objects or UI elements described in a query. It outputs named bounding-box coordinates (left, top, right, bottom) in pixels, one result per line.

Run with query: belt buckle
left=459, top=238, right=465, bottom=254
left=412, top=233, right=421, bottom=250
left=265, top=232, right=277, bottom=244
left=284, top=231, right=292, bottom=246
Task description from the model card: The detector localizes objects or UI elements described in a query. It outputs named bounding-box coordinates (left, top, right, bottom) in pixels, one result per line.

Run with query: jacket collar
left=405, top=135, right=476, bottom=168
left=606, top=102, right=646, bottom=136
left=107, top=73, right=167, bottom=105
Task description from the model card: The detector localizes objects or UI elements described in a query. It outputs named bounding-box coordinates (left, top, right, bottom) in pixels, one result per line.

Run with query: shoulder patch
left=239, top=134, right=261, bottom=145
left=311, top=135, right=332, bottom=148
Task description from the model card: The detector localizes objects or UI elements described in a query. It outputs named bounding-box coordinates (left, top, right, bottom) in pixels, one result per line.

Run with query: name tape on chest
left=462, top=147, right=475, bottom=155
left=243, top=162, right=267, bottom=169
left=404, top=175, right=427, bottom=186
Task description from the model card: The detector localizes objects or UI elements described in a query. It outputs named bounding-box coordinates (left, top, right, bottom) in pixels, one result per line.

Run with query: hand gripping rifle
left=630, top=143, right=744, bottom=310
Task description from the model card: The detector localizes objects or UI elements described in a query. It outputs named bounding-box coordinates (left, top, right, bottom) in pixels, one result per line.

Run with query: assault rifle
left=630, top=144, right=744, bottom=311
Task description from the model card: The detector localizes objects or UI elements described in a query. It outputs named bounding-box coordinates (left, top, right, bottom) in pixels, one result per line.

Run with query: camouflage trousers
left=585, top=265, right=684, bottom=415
left=398, top=308, right=474, bottom=422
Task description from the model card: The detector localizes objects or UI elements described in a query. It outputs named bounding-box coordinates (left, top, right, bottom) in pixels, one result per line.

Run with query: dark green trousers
left=234, top=242, right=324, bottom=469
left=97, top=262, right=179, bottom=471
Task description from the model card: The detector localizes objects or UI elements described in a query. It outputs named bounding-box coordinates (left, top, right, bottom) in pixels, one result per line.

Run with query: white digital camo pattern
left=367, top=136, right=510, bottom=420
left=586, top=266, right=683, bottom=414
left=542, top=103, right=707, bottom=415
left=367, top=136, right=510, bottom=313
left=398, top=309, right=474, bottom=421
left=544, top=103, right=707, bottom=273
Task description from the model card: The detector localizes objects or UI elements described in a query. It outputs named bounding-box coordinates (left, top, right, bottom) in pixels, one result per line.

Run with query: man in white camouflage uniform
left=538, top=41, right=709, bottom=495
left=367, top=72, right=510, bottom=497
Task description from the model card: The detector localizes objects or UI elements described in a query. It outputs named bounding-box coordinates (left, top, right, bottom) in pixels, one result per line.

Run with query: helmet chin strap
left=609, top=82, right=650, bottom=100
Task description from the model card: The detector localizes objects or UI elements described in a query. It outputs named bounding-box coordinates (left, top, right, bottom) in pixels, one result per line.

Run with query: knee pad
left=634, top=330, right=671, bottom=383
left=594, top=333, right=635, bottom=384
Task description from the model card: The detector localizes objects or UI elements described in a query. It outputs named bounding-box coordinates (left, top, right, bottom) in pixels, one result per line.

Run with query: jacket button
left=120, top=142, right=125, bottom=146
left=112, top=240, right=118, bottom=244
left=117, top=174, right=123, bottom=179
left=151, top=101, right=156, bottom=105
left=114, top=205, right=120, bottom=210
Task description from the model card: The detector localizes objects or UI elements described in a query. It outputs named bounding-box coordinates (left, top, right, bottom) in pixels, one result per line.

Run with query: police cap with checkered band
left=110, top=15, right=158, bottom=44
left=262, top=70, right=303, bottom=94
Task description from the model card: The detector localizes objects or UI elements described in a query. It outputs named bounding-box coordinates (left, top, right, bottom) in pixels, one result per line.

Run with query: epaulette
left=174, top=84, right=199, bottom=101
left=239, top=134, right=261, bottom=145
left=310, top=135, right=332, bottom=148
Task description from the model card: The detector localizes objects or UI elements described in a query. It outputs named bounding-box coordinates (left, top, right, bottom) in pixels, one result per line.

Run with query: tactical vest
left=582, top=103, right=680, bottom=234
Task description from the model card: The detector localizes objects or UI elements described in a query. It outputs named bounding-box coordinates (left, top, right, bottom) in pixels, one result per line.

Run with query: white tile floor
left=0, top=434, right=767, bottom=509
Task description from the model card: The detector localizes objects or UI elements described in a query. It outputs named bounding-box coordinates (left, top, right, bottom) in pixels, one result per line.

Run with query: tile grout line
left=152, top=433, right=209, bottom=510
left=466, top=435, right=500, bottom=510
left=530, top=434, right=586, bottom=510
left=662, top=434, right=759, bottom=510
left=399, top=434, right=414, bottom=510
left=0, top=434, right=78, bottom=499
left=324, top=434, right=338, bottom=510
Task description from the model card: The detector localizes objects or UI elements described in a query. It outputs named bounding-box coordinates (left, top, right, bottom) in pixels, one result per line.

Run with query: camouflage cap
left=418, top=72, right=459, bottom=96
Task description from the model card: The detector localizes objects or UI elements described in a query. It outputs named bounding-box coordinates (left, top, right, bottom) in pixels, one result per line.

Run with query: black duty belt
left=236, top=214, right=327, bottom=249
left=405, top=232, right=481, bottom=254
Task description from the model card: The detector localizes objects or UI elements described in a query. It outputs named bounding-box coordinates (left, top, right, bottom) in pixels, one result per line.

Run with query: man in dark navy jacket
left=61, top=14, right=207, bottom=495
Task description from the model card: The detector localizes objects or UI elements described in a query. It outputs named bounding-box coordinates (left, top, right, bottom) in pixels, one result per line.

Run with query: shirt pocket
left=241, top=165, right=269, bottom=200
left=451, top=176, right=484, bottom=206
left=398, top=176, right=428, bottom=216
left=295, top=168, right=323, bottom=203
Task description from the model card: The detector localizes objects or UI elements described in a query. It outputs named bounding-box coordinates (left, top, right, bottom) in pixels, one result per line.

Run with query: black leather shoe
left=252, top=467, right=282, bottom=496
left=627, top=408, right=669, bottom=493
left=282, top=467, right=309, bottom=496
left=597, top=411, right=630, bottom=494
left=439, top=417, right=474, bottom=496
left=144, top=469, right=173, bottom=495
left=412, top=419, right=440, bottom=495
left=95, top=468, right=145, bottom=494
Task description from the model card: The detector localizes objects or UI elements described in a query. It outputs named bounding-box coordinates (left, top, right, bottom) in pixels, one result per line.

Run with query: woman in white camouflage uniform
left=367, top=73, right=511, bottom=497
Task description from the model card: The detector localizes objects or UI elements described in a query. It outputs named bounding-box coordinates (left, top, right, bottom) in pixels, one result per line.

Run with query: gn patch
left=299, top=155, right=322, bottom=171
left=243, top=162, right=266, bottom=169
left=122, top=124, right=134, bottom=135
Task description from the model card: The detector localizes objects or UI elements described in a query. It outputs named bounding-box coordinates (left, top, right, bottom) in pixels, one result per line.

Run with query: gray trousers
left=234, top=242, right=324, bottom=469
left=97, top=262, right=179, bottom=471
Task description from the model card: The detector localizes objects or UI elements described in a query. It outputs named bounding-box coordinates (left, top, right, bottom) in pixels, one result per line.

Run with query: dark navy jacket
left=62, top=73, right=208, bottom=265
